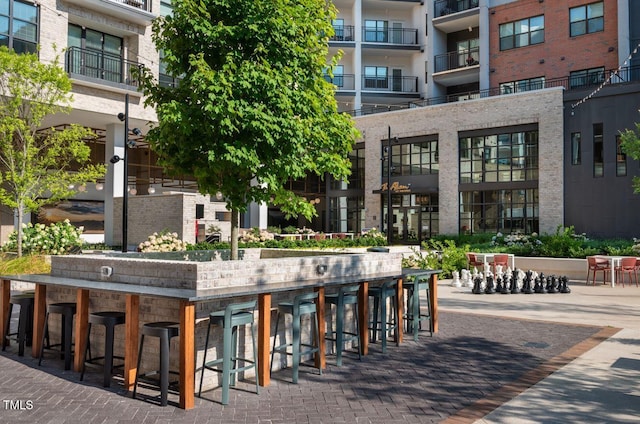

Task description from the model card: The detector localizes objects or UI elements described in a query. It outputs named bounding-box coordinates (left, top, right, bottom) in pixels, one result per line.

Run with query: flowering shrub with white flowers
left=239, top=227, right=275, bottom=243
left=3, top=219, right=83, bottom=255
left=633, top=238, right=640, bottom=254
left=138, top=231, right=188, bottom=252
left=491, top=232, right=542, bottom=248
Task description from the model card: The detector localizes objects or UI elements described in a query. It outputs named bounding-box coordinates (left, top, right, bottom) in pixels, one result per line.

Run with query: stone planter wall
left=514, top=257, right=587, bottom=281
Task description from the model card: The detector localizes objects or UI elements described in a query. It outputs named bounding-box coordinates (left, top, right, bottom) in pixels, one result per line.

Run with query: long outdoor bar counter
left=0, top=250, right=440, bottom=410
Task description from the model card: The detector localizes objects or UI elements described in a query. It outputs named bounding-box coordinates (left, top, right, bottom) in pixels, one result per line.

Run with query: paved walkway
left=1, top=279, right=638, bottom=423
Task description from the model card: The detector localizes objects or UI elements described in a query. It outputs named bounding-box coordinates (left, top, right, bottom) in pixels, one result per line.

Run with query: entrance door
left=385, top=193, right=439, bottom=244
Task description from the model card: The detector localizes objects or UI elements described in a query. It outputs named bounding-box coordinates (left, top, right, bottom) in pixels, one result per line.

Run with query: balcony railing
left=435, top=0, right=479, bottom=17
left=110, top=0, right=151, bottom=12
left=66, top=46, right=141, bottom=87
left=330, top=26, right=355, bottom=42
left=362, top=75, right=418, bottom=93
left=434, top=47, right=479, bottom=73
left=346, top=64, right=640, bottom=116
left=323, top=74, right=356, bottom=90
left=362, top=28, right=419, bottom=45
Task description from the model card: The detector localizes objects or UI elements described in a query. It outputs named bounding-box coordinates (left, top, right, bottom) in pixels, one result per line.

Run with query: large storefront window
left=331, top=148, right=364, bottom=190
left=459, top=130, right=538, bottom=183
left=459, top=189, right=538, bottom=234
left=328, top=196, right=364, bottom=234
left=459, top=128, right=538, bottom=235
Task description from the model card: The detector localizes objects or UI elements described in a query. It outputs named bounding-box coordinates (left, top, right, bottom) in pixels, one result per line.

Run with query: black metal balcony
left=435, top=0, right=479, bottom=17
left=323, top=74, right=356, bottom=90
left=362, top=75, right=418, bottom=93
left=110, top=0, right=151, bottom=12
left=362, top=28, right=419, bottom=45
left=346, top=64, right=640, bottom=116
left=66, top=46, right=141, bottom=87
left=434, top=47, right=479, bottom=73
left=330, top=26, right=355, bottom=42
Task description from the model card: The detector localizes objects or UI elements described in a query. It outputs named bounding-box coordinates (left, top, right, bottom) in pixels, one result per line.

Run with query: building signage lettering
left=380, top=182, right=411, bottom=193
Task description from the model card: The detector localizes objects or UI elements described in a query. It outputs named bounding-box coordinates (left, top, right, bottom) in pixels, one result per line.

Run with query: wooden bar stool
left=3, top=292, right=35, bottom=356
left=133, top=321, right=180, bottom=406
left=270, top=292, right=322, bottom=383
left=38, top=302, right=77, bottom=370
left=369, top=280, right=398, bottom=353
left=325, top=285, right=361, bottom=366
left=198, top=300, right=259, bottom=405
left=80, top=311, right=126, bottom=387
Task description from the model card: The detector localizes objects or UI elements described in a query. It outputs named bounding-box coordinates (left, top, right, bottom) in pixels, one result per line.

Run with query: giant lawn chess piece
left=560, top=276, right=571, bottom=293
left=484, top=274, right=496, bottom=294
left=522, top=270, right=534, bottom=294
left=547, top=275, right=558, bottom=293
left=472, top=274, right=484, bottom=294
left=501, top=273, right=511, bottom=294
left=495, top=275, right=503, bottom=293
left=451, top=270, right=462, bottom=287
left=535, top=273, right=547, bottom=293
left=510, top=269, right=521, bottom=294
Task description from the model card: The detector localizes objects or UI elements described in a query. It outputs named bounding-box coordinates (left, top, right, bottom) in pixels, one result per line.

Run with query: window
left=459, top=130, right=538, bottom=184
left=158, top=1, right=179, bottom=87
left=329, top=196, right=364, bottom=234
left=332, top=19, right=344, bottom=41
left=569, top=67, right=604, bottom=89
left=593, top=123, right=603, bottom=177
left=364, top=20, right=387, bottom=42
left=364, top=66, right=388, bottom=89
left=500, top=77, right=545, bottom=94
left=459, top=189, right=539, bottom=235
left=382, top=140, right=439, bottom=177
left=331, top=147, right=364, bottom=189
left=0, top=0, right=38, bottom=54
left=570, top=2, right=604, bottom=37
left=571, top=132, right=581, bottom=165
left=67, top=24, right=123, bottom=83
left=616, top=135, right=626, bottom=177
left=499, top=15, right=544, bottom=50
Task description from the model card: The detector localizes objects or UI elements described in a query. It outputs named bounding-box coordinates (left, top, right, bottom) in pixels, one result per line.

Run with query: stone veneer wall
left=50, top=250, right=402, bottom=290
left=356, top=87, right=565, bottom=236
left=44, top=249, right=400, bottom=391
left=112, top=192, right=231, bottom=247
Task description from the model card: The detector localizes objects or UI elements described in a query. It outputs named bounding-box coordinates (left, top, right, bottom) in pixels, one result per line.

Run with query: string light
left=571, top=41, right=640, bottom=113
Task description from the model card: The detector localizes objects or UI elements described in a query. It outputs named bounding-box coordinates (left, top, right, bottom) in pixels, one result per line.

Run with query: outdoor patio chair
left=586, top=256, right=611, bottom=285
left=615, top=257, right=638, bottom=287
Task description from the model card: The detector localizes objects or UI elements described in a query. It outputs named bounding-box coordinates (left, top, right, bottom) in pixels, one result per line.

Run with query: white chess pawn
left=451, top=270, right=461, bottom=287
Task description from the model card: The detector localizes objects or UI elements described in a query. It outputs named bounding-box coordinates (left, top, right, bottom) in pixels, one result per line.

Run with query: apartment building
left=326, top=0, right=640, bottom=242
left=0, top=0, right=233, bottom=247
left=1, top=0, right=639, bottom=247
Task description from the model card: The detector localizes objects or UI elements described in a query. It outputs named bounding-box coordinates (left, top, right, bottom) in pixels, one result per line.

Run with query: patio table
left=0, top=268, right=440, bottom=410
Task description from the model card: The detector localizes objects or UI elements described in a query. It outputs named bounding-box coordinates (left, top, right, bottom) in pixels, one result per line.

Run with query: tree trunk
left=230, top=209, right=239, bottom=260
left=16, top=203, right=24, bottom=258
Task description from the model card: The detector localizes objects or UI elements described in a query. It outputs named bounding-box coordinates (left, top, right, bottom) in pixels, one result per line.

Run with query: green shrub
left=402, top=239, right=468, bottom=278
left=2, top=220, right=83, bottom=255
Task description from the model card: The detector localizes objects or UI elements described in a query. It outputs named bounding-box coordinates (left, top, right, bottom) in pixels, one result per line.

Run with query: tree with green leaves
left=620, top=119, right=640, bottom=193
left=139, top=0, right=359, bottom=259
left=0, top=47, right=105, bottom=256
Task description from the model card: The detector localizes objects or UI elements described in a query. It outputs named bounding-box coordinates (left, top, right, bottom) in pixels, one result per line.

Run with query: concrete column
left=354, top=0, right=362, bottom=111
left=245, top=201, right=268, bottom=229
left=104, top=123, right=125, bottom=246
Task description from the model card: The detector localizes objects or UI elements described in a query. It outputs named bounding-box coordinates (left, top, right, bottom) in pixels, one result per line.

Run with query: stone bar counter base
left=41, top=249, right=403, bottom=394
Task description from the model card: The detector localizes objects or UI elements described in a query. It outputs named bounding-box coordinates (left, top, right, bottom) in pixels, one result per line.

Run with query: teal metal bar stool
left=133, top=321, right=180, bottom=406
left=404, top=274, right=433, bottom=342
left=270, top=292, right=322, bottom=383
left=198, top=300, right=259, bottom=405
left=368, top=280, right=398, bottom=353
left=325, top=285, right=361, bottom=366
